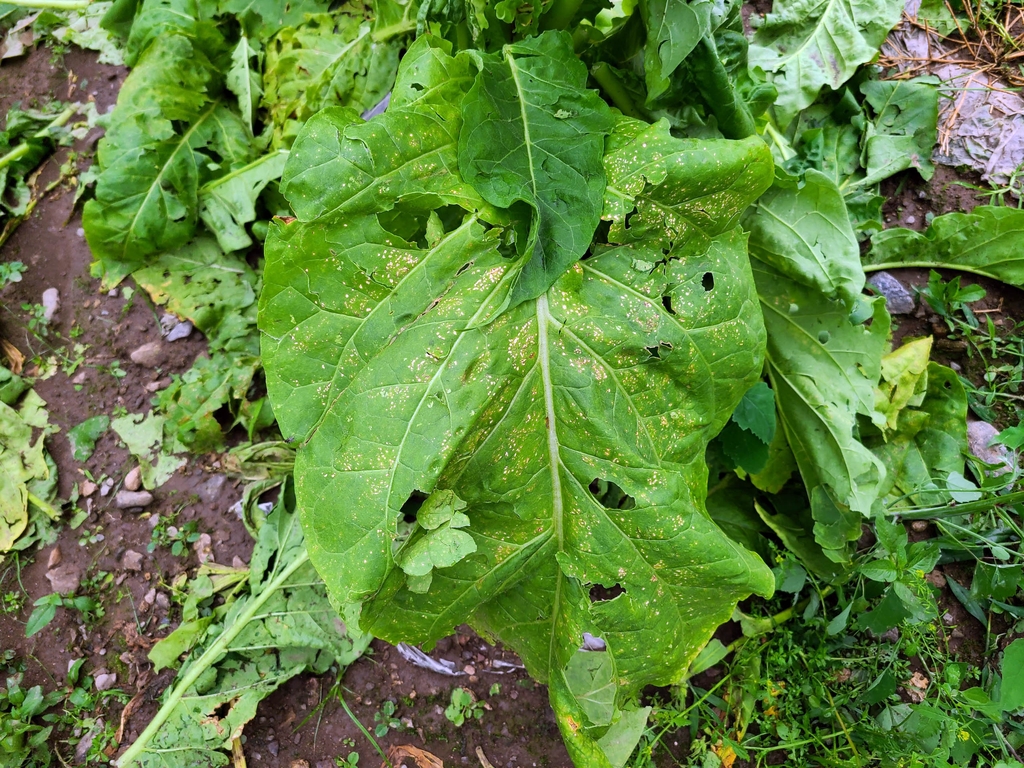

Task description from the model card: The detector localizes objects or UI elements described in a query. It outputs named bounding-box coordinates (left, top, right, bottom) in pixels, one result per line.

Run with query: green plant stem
left=0, top=0, right=89, bottom=9
left=26, top=492, right=59, bottom=521
left=115, top=549, right=310, bottom=767
left=0, top=106, right=75, bottom=173
left=539, top=0, right=584, bottom=30
left=591, top=63, right=645, bottom=120
left=727, top=585, right=835, bottom=654
left=863, top=261, right=1003, bottom=280
left=373, top=19, right=417, bottom=42
left=762, top=121, right=794, bottom=162
left=896, top=490, right=1024, bottom=520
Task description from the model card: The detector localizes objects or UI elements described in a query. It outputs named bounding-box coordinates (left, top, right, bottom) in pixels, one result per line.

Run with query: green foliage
left=117, top=481, right=371, bottom=766
left=748, top=0, right=905, bottom=124
left=67, top=415, right=109, bottom=462
left=866, top=206, right=1024, bottom=286
left=444, top=687, right=484, bottom=726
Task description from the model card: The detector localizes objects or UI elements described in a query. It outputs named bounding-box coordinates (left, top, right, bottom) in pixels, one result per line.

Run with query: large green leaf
left=83, top=33, right=253, bottom=284
left=865, top=206, right=1024, bottom=286
left=744, top=169, right=863, bottom=306
left=748, top=0, right=904, bottom=125
left=859, top=77, right=939, bottom=186
left=752, top=256, right=889, bottom=562
left=458, top=31, right=616, bottom=305
left=260, top=51, right=774, bottom=760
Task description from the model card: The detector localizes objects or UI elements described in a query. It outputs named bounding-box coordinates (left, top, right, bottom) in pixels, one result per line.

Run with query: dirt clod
left=46, top=564, right=82, bottom=594
left=122, top=550, right=143, bottom=572
left=129, top=341, right=166, bottom=368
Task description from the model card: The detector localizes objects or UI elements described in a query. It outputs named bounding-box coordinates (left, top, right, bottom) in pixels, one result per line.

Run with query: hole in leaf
left=593, top=219, right=611, bottom=244
left=818, top=330, right=830, bottom=345
left=645, top=346, right=661, bottom=360
left=589, top=583, right=626, bottom=602
left=400, top=491, right=428, bottom=524
left=702, top=272, right=715, bottom=291
left=662, top=295, right=675, bottom=315
left=212, top=700, right=233, bottom=720
left=588, top=478, right=636, bottom=510
left=455, top=261, right=473, bottom=276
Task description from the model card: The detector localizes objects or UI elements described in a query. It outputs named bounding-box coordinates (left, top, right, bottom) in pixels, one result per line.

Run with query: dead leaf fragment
left=385, top=745, right=443, bottom=768
left=906, top=671, right=930, bottom=703
left=1, top=340, right=24, bottom=374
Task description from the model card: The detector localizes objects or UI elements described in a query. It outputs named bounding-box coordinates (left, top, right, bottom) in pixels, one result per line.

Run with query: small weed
left=0, top=261, right=26, bottom=286
left=20, top=303, right=50, bottom=338
left=1, top=591, right=24, bottom=615
left=373, top=699, right=402, bottom=737
left=25, top=593, right=103, bottom=638
left=918, top=270, right=986, bottom=331
left=335, top=753, right=360, bottom=767
left=148, top=512, right=202, bottom=558
left=444, top=688, right=484, bottom=727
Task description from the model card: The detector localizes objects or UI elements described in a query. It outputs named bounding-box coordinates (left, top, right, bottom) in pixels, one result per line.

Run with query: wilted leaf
left=67, top=415, right=109, bottom=462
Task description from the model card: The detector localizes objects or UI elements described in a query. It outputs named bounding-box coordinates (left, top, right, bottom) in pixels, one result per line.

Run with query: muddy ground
left=0, top=37, right=1018, bottom=768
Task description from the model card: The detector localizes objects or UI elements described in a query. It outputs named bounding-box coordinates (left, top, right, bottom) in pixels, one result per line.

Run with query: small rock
left=46, top=564, right=82, bottom=594
left=165, top=321, right=193, bottom=342
left=267, top=741, right=279, bottom=758
left=143, top=587, right=156, bottom=605
left=232, top=556, right=247, bottom=569
left=942, top=611, right=955, bottom=625
left=71, top=371, right=87, bottom=385
left=464, top=665, right=476, bottom=675
left=193, top=533, right=214, bottom=564
left=198, top=474, right=227, bottom=503
left=290, top=761, right=310, bottom=768
left=154, top=592, right=170, bottom=611
left=910, top=520, right=928, bottom=532
left=99, top=478, right=114, bottom=497
left=949, top=361, right=962, bottom=372
left=906, top=215, right=916, bottom=225
left=145, top=377, right=172, bottom=392
left=122, top=550, right=143, bottom=572
left=115, top=490, right=154, bottom=509
left=47, top=546, right=62, bottom=569
left=41, top=288, right=60, bottom=322
left=74, top=725, right=97, bottom=763
left=124, top=466, right=142, bottom=492
left=967, top=420, right=1013, bottom=475
left=867, top=272, right=915, bottom=315
left=94, top=672, right=117, bottom=691
left=129, top=341, right=166, bottom=368
left=159, top=313, right=178, bottom=334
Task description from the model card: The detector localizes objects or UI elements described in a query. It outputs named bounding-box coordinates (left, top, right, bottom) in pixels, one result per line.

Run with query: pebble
left=47, top=546, right=62, bottom=568
left=143, top=588, right=156, bottom=605
left=910, top=521, right=928, bottom=532
left=41, top=288, right=60, bottom=321
left=99, top=478, right=114, bottom=497
left=46, top=564, right=82, bottom=594
left=942, top=612, right=955, bottom=625
left=129, top=341, right=166, bottom=368
left=71, top=371, right=87, bottom=385
left=165, top=320, right=193, bottom=342
left=193, top=533, right=214, bottom=564
left=94, top=672, right=117, bottom=691
left=115, top=490, right=154, bottom=509
left=154, top=592, right=170, bottom=611
left=145, top=377, right=172, bottom=392
left=198, top=474, right=227, bottom=502
left=967, top=420, right=1013, bottom=475
left=124, top=466, right=142, bottom=492
left=867, top=272, right=915, bottom=314
left=122, top=550, right=143, bottom=572
left=79, top=479, right=96, bottom=496
left=267, top=741, right=279, bottom=758
left=906, top=215, right=916, bottom=224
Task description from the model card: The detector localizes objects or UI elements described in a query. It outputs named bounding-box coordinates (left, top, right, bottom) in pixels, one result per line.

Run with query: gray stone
left=198, top=474, right=227, bottom=502
left=123, top=466, right=142, bottom=492
left=967, top=420, right=1013, bottom=475
left=159, top=313, right=178, bottom=334
left=94, top=672, right=117, bottom=691
left=46, top=564, right=81, bottom=594
left=121, top=550, right=143, bottom=572
left=41, top=288, right=60, bottom=321
left=115, top=490, right=153, bottom=509
left=867, top=272, right=915, bottom=314
left=165, top=321, right=193, bottom=342
left=129, top=341, right=165, bottom=368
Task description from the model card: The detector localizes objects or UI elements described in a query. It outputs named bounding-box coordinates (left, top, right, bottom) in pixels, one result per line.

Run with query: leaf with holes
left=259, top=45, right=774, bottom=759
